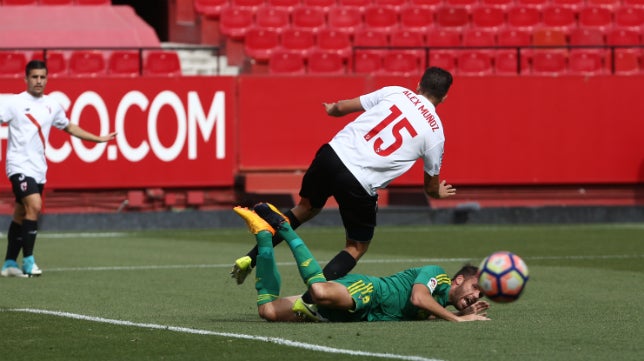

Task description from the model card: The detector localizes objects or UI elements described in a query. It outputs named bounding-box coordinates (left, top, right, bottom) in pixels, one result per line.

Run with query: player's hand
left=438, top=180, right=456, bottom=198
left=460, top=300, right=490, bottom=316
left=459, top=313, right=491, bottom=321
left=98, top=132, right=117, bottom=142
left=323, top=102, right=339, bottom=116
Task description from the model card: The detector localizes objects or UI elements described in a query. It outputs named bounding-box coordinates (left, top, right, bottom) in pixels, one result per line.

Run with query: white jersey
left=0, top=91, right=70, bottom=183
left=329, top=86, right=445, bottom=196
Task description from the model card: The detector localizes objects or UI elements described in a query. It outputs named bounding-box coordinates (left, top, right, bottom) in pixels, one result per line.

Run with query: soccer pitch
left=1, top=223, right=642, bottom=361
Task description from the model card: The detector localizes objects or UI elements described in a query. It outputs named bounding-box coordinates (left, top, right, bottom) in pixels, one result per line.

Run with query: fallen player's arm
left=323, top=97, right=363, bottom=117
left=410, top=284, right=489, bottom=322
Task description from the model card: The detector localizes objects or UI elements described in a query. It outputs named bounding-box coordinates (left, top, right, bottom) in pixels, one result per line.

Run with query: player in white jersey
left=0, top=60, right=116, bottom=278
left=231, top=67, right=456, bottom=304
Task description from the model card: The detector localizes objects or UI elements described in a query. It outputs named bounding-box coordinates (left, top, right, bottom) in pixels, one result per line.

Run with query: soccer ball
left=478, top=251, right=529, bottom=303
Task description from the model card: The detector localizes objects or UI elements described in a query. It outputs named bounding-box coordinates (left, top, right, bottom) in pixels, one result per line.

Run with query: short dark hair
left=453, top=264, right=479, bottom=280
left=419, top=67, right=453, bottom=100
left=26, top=60, right=48, bottom=77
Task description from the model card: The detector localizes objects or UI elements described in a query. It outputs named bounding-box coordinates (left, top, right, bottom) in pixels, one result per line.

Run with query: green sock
left=278, top=224, right=326, bottom=287
left=254, top=230, right=281, bottom=306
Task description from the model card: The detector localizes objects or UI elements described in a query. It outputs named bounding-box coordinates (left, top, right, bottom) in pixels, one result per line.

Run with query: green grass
left=1, top=224, right=643, bottom=361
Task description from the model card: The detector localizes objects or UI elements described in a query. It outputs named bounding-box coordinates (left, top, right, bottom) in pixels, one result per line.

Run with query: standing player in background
left=232, top=67, right=456, bottom=313
left=0, top=60, right=116, bottom=278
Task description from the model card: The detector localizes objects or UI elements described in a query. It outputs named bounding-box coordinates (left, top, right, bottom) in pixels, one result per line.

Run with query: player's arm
left=410, top=284, right=488, bottom=322
left=64, top=123, right=117, bottom=143
left=323, top=97, right=364, bottom=117
left=424, top=172, right=456, bottom=199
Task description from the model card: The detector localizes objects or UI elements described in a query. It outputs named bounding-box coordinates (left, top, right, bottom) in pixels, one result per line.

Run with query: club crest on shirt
left=427, top=277, right=438, bottom=293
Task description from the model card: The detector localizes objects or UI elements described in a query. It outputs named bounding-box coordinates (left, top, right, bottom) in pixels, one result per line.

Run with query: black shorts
left=299, top=144, right=378, bottom=242
left=10, top=174, right=44, bottom=204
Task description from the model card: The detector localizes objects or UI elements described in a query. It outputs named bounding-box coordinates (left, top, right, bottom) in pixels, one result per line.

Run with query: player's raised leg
left=254, top=202, right=328, bottom=321
left=233, top=207, right=283, bottom=307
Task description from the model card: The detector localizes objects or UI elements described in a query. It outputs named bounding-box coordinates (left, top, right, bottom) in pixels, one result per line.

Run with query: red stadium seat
left=623, top=0, right=644, bottom=9
left=568, top=50, right=607, bottom=75
left=328, top=6, right=363, bottom=35
left=255, top=6, right=290, bottom=33
left=444, top=0, right=477, bottom=10
left=516, top=0, right=548, bottom=10
left=551, top=0, right=585, bottom=12
left=269, top=51, right=306, bottom=74
left=108, top=51, right=141, bottom=77
left=569, top=28, right=606, bottom=54
left=399, top=6, right=434, bottom=33
left=363, top=6, right=399, bottom=33
left=533, top=28, right=567, bottom=47
left=542, top=5, right=577, bottom=35
left=390, top=28, right=425, bottom=48
left=408, top=0, right=443, bottom=10
left=0, top=51, right=27, bottom=78
left=611, top=50, right=641, bottom=75
left=244, top=28, right=280, bottom=62
left=291, top=6, right=327, bottom=34
left=462, top=28, right=496, bottom=51
left=494, top=50, right=531, bottom=75
left=586, top=0, right=620, bottom=10
left=353, top=28, right=389, bottom=56
left=267, top=0, right=301, bottom=11
left=507, top=6, right=541, bottom=32
left=381, top=51, right=421, bottom=76
left=480, top=0, right=514, bottom=10
left=308, top=50, right=346, bottom=74
left=143, top=51, right=181, bottom=76
left=219, top=7, right=254, bottom=40
left=531, top=50, right=567, bottom=75
left=606, top=29, right=641, bottom=46
left=231, top=0, right=264, bottom=11
left=578, top=6, right=613, bottom=32
left=497, top=28, right=532, bottom=47
left=614, top=7, right=644, bottom=32
left=351, top=52, right=381, bottom=74
left=338, top=0, right=372, bottom=12
left=69, top=51, right=107, bottom=77
left=426, top=28, right=461, bottom=50
left=34, top=51, right=68, bottom=77
left=302, top=0, right=335, bottom=11
left=427, top=52, right=456, bottom=73
left=194, top=0, right=228, bottom=18
left=40, top=0, right=74, bottom=4
left=316, top=29, right=353, bottom=60
left=281, top=29, right=316, bottom=58
left=457, top=51, right=494, bottom=75
left=471, top=6, right=505, bottom=31
left=373, top=0, right=407, bottom=11
left=435, top=7, right=470, bottom=30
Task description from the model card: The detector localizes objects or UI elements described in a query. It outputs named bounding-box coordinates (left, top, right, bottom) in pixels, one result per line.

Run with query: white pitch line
left=43, top=254, right=644, bottom=273
left=4, top=308, right=443, bottom=361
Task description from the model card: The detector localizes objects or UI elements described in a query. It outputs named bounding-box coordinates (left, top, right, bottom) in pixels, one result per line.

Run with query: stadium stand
left=0, top=51, right=27, bottom=78
left=142, top=51, right=182, bottom=76
left=363, top=6, right=399, bottom=33
left=381, top=51, right=422, bottom=75
left=268, top=50, right=306, bottom=74
left=255, top=6, right=290, bottom=33
left=268, top=0, right=301, bottom=11
left=107, top=51, right=141, bottom=77
left=399, top=6, right=435, bottom=33
left=69, top=51, right=107, bottom=77
left=218, top=7, right=254, bottom=40
left=193, top=0, right=228, bottom=18
left=281, top=28, right=316, bottom=58
left=507, top=6, right=542, bottom=32
left=327, top=6, right=363, bottom=35
left=471, top=6, right=506, bottom=30
left=291, top=6, right=327, bottom=33
left=457, top=51, right=494, bottom=75
left=578, top=5, right=614, bottom=32
left=316, top=29, right=353, bottom=60
left=307, top=50, right=346, bottom=74
left=243, top=28, right=280, bottom=62
left=435, top=7, right=470, bottom=29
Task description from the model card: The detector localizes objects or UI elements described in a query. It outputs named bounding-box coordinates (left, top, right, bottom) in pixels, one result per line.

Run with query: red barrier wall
left=238, top=75, right=644, bottom=186
left=1, top=75, right=642, bottom=191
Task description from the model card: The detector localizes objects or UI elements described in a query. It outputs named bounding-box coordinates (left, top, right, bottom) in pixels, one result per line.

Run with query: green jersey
left=318, top=265, right=452, bottom=322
